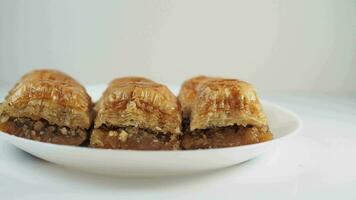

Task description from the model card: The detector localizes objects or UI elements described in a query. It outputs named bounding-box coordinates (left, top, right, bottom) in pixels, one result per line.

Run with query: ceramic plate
left=0, top=86, right=301, bottom=176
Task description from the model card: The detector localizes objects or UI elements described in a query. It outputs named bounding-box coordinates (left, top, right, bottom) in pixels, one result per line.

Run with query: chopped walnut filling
left=181, top=118, right=273, bottom=149
left=90, top=125, right=180, bottom=150
left=9, top=117, right=86, bottom=138
left=99, top=125, right=175, bottom=143
left=0, top=116, right=87, bottom=146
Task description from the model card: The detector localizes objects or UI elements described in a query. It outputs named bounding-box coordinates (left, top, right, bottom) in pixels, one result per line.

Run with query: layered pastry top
left=179, top=76, right=267, bottom=130
left=0, top=69, right=92, bottom=129
left=94, top=77, right=181, bottom=134
left=178, top=76, right=214, bottom=118
left=0, top=69, right=92, bottom=145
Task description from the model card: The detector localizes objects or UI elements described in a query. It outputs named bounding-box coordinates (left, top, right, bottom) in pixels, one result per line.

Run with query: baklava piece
left=0, top=69, right=92, bottom=145
left=178, top=76, right=273, bottom=149
left=90, top=77, right=182, bottom=150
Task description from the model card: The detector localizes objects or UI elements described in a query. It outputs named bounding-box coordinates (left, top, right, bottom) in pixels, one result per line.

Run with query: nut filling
left=0, top=116, right=87, bottom=145
left=90, top=125, right=180, bottom=150
left=181, top=119, right=273, bottom=149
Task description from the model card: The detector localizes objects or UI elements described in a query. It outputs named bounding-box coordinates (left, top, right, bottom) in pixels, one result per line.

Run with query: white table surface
left=0, top=88, right=355, bottom=200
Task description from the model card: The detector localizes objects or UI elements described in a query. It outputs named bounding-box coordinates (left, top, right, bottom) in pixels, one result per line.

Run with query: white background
left=0, top=0, right=355, bottom=92
left=0, top=1, right=356, bottom=199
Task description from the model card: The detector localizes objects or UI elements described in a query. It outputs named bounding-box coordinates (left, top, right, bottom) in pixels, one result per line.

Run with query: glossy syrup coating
left=0, top=69, right=92, bottom=129
left=179, top=76, right=268, bottom=130
left=94, top=77, right=182, bottom=134
left=178, top=76, right=216, bottom=118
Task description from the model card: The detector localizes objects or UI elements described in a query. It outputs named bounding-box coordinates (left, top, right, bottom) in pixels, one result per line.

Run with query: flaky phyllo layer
left=94, top=77, right=182, bottom=134
left=178, top=76, right=273, bottom=149
left=0, top=70, right=92, bottom=129
left=0, top=69, right=92, bottom=145
left=91, top=77, right=182, bottom=150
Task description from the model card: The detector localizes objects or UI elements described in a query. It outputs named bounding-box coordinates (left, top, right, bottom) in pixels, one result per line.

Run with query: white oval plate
left=0, top=86, right=301, bottom=176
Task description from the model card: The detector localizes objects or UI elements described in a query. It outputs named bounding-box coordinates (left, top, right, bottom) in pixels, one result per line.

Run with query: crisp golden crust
left=94, top=77, right=182, bottom=134
left=0, top=70, right=92, bottom=129
left=180, top=77, right=267, bottom=130
left=178, top=76, right=216, bottom=118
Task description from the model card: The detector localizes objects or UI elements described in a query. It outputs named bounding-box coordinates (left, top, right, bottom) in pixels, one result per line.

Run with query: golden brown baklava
left=90, top=77, right=182, bottom=150
left=0, top=69, right=92, bottom=145
left=178, top=76, right=273, bottom=149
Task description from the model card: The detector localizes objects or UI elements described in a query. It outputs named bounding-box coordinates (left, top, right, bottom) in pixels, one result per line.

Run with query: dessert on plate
left=90, top=77, right=182, bottom=150
left=0, top=69, right=92, bottom=145
left=178, top=76, right=273, bottom=149
left=0, top=70, right=272, bottom=151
